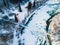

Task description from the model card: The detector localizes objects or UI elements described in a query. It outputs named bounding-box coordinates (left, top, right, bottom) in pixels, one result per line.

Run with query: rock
left=49, top=12, right=60, bottom=45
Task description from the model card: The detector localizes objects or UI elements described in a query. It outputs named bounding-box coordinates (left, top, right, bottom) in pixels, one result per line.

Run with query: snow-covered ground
left=20, top=2, right=57, bottom=45
left=47, top=0, right=60, bottom=4
left=20, top=1, right=60, bottom=45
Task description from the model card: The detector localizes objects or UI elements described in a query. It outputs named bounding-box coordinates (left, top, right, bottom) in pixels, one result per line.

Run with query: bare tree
left=18, top=4, right=22, bottom=12
left=32, top=0, right=35, bottom=9
left=26, top=1, right=32, bottom=17
left=15, top=14, right=18, bottom=22
left=20, top=0, right=22, bottom=3
left=3, top=0, right=6, bottom=7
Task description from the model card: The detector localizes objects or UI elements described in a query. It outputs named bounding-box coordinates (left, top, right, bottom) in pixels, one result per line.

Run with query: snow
left=47, top=0, right=60, bottom=4
left=0, top=29, right=9, bottom=34
left=40, top=5, right=54, bottom=12
left=13, top=30, right=18, bottom=45
left=22, top=3, right=54, bottom=45
left=22, top=1, right=60, bottom=45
